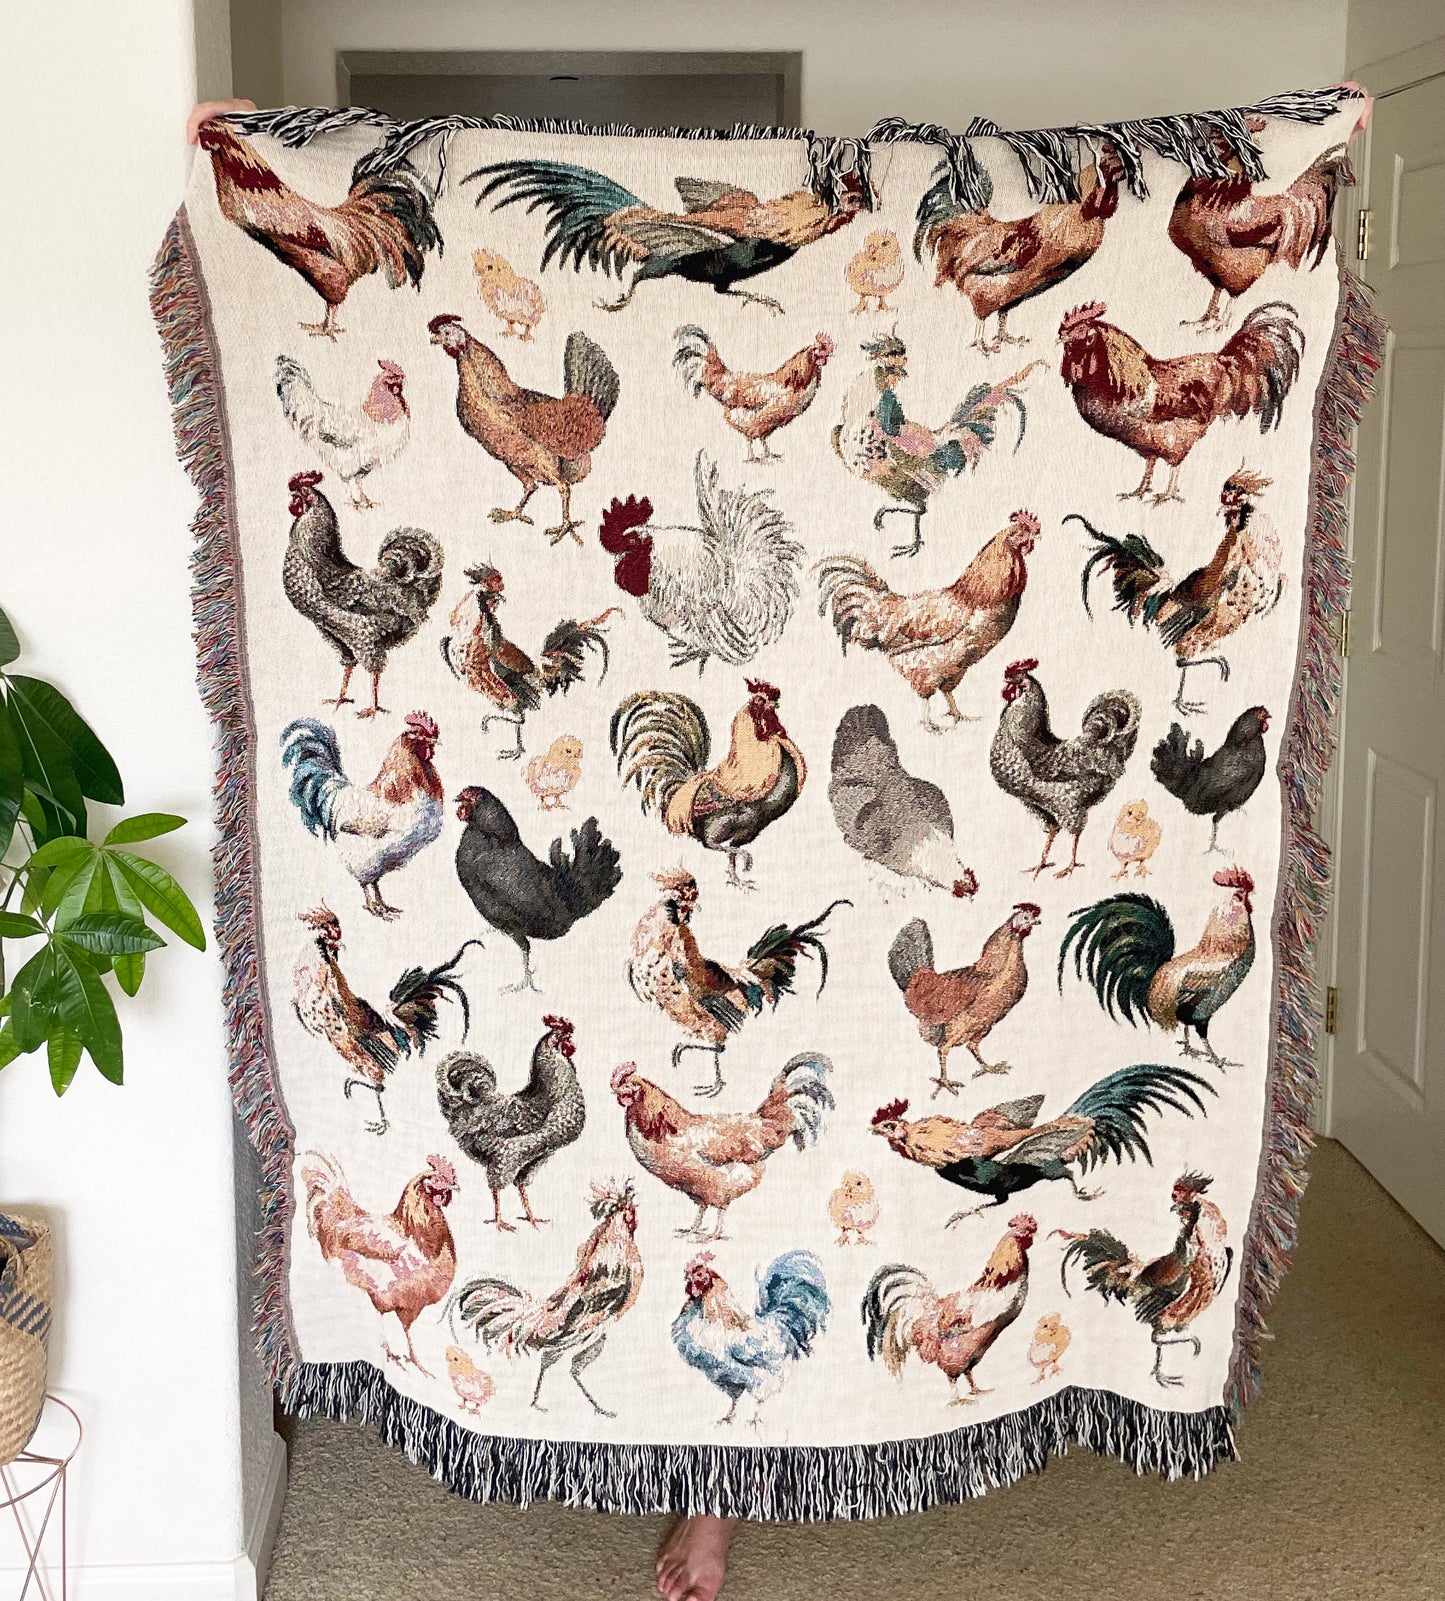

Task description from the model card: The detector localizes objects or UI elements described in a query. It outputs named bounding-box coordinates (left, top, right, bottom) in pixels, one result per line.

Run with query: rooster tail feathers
left=551, top=815, right=623, bottom=917
left=888, top=918, right=934, bottom=992
left=1069, top=512, right=1165, bottom=620
left=274, top=354, right=311, bottom=412
left=540, top=613, right=614, bottom=697
left=672, top=325, right=718, bottom=395
left=745, top=899, right=851, bottom=1006
left=1058, top=893, right=1175, bottom=1024
left=912, top=159, right=994, bottom=260
left=1219, top=301, right=1306, bottom=432
left=435, top=1049, right=499, bottom=1115
left=610, top=691, right=711, bottom=817
left=464, top=159, right=646, bottom=278
left=1058, top=1229, right=1137, bottom=1301
left=775, top=1052, right=835, bottom=1150
left=814, top=555, right=892, bottom=651
left=347, top=164, right=443, bottom=286
left=755, top=1251, right=830, bottom=1359
left=862, top=1263, right=936, bottom=1373
left=375, top=527, right=445, bottom=596
left=564, top=331, right=620, bottom=422
left=1066, top=1063, right=1215, bottom=1173
left=280, top=718, right=346, bottom=839
left=389, top=938, right=484, bottom=1047
left=452, top=1276, right=533, bottom=1353
left=1150, top=723, right=1204, bottom=798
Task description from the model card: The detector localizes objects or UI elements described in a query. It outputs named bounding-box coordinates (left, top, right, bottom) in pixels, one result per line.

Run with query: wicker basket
left=0, top=1212, right=52, bottom=1466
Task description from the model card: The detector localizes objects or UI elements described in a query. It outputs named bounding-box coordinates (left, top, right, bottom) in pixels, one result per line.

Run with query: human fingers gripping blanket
left=151, top=85, right=1381, bottom=1519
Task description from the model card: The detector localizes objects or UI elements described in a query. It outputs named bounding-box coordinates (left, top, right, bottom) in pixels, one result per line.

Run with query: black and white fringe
left=225, top=83, right=1362, bottom=205
left=287, top=1360, right=1236, bottom=1520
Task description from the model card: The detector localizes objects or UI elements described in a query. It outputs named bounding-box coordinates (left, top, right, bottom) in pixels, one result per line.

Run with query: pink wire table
left=0, top=1398, right=79, bottom=1601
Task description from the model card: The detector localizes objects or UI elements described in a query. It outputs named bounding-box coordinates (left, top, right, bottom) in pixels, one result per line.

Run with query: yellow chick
left=1028, top=1313, right=1071, bottom=1382
left=828, top=1171, right=880, bottom=1245
left=472, top=249, right=546, bottom=340
left=1109, top=799, right=1162, bottom=879
left=845, top=231, right=905, bottom=314
left=445, top=1345, right=495, bottom=1414
left=525, top=734, right=583, bottom=811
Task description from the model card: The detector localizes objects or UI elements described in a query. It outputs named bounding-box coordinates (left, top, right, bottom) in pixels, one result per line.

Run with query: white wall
left=0, top=2, right=276, bottom=1596
left=265, top=0, right=1348, bottom=128
left=1347, top=0, right=1445, bottom=71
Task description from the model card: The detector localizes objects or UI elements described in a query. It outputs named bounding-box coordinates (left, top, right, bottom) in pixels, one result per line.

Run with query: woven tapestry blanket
left=152, top=84, right=1380, bottom=1519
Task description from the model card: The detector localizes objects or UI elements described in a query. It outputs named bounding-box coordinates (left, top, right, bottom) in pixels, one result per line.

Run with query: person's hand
left=187, top=100, right=258, bottom=145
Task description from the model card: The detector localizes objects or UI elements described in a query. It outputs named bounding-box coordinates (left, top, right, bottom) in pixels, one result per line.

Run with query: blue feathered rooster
left=671, top=1249, right=830, bottom=1425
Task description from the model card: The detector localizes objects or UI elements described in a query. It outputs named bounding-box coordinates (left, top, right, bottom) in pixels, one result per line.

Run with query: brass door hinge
left=1324, top=986, right=1339, bottom=1035
left=1339, top=609, right=1352, bottom=658
left=1357, top=208, right=1371, bottom=262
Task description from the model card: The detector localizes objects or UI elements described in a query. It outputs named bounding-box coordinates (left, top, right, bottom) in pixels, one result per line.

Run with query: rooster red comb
left=598, top=495, right=654, bottom=551
left=872, top=1099, right=909, bottom=1126
left=288, top=470, right=323, bottom=492
left=745, top=679, right=781, bottom=702
left=426, top=1154, right=457, bottom=1186
left=542, top=1014, right=574, bottom=1036
left=1008, top=1213, right=1038, bottom=1236
left=404, top=711, right=439, bottom=741
left=1009, top=510, right=1041, bottom=535
left=1004, top=658, right=1038, bottom=679
left=1014, top=901, right=1042, bottom=918
left=1214, top=866, right=1254, bottom=894
left=427, top=313, right=463, bottom=334
left=377, top=359, right=404, bottom=378
left=1059, top=301, right=1106, bottom=335
left=610, top=1062, right=638, bottom=1091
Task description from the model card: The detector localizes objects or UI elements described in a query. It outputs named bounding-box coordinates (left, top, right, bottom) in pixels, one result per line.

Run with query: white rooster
left=275, top=355, right=411, bottom=509
left=597, top=451, right=803, bottom=670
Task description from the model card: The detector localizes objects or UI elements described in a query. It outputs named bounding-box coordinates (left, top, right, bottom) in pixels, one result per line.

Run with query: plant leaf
left=113, top=950, right=146, bottom=997
left=108, top=851, right=206, bottom=949
left=47, top=1026, right=82, bottom=1095
left=0, top=605, right=19, bottom=667
left=6, top=675, right=123, bottom=805
left=0, top=697, right=22, bottom=861
left=7, top=946, right=56, bottom=1052
left=104, top=813, right=184, bottom=845
left=50, top=854, right=99, bottom=925
left=5, top=689, right=87, bottom=836
left=56, top=912, right=165, bottom=956
left=52, top=946, right=122, bottom=1083
left=0, top=1021, right=20, bottom=1070
left=0, top=912, right=43, bottom=938
left=25, top=835, right=94, bottom=871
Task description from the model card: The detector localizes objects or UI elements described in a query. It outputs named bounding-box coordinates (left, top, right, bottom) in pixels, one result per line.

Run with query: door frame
left=1319, top=36, right=1445, bottom=1134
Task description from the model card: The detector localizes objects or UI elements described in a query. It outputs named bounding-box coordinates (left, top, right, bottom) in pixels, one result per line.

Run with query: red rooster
left=197, top=122, right=441, bottom=339
left=673, top=327, right=834, bottom=462
left=863, top=1213, right=1037, bottom=1403
left=1057, top=299, right=1305, bottom=503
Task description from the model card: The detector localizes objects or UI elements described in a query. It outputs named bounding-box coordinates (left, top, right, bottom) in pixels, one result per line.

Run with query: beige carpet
left=262, top=1139, right=1445, bottom=1601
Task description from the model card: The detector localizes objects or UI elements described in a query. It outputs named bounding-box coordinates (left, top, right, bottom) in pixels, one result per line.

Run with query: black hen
left=1151, top=706, right=1270, bottom=852
left=454, top=786, right=621, bottom=992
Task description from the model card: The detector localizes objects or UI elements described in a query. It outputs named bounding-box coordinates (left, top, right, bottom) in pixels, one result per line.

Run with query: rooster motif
left=275, top=357, right=410, bottom=509
left=833, top=331, right=1039, bottom=556
left=1059, top=866, right=1257, bottom=1069
left=440, top=562, right=616, bottom=759
left=281, top=712, right=444, bottom=919
left=611, top=681, right=805, bottom=890
left=451, top=1181, right=642, bottom=1417
left=672, top=1250, right=830, bottom=1425
left=1058, top=300, right=1305, bottom=504
left=628, top=867, right=847, bottom=1096
left=599, top=453, right=802, bottom=670
left=673, top=327, right=833, bottom=463
left=465, top=160, right=868, bottom=315
left=1075, top=469, right=1285, bottom=715
left=198, top=122, right=441, bottom=339
left=1056, top=1173, right=1233, bottom=1387
left=292, top=905, right=478, bottom=1135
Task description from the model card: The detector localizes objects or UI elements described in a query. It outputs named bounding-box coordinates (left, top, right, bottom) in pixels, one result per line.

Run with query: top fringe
left=224, top=84, right=1363, bottom=208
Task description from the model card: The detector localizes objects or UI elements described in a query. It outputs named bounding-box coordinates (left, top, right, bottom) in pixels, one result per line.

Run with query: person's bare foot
left=656, top=1516, right=737, bottom=1601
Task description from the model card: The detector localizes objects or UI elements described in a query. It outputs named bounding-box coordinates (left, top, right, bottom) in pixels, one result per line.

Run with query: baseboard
left=0, top=1433, right=287, bottom=1601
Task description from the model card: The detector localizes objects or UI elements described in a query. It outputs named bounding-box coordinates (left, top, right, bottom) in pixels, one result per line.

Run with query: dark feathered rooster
left=198, top=122, right=441, bottom=339
left=1059, top=866, right=1257, bottom=1068
left=870, top=1063, right=1213, bottom=1226
left=1058, top=300, right=1305, bottom=503
left=1055, top=1172, right=1233, bottom=1387
left=464, top=160, right=868, bottom=315
left=440, top=561, right=616, bottom=759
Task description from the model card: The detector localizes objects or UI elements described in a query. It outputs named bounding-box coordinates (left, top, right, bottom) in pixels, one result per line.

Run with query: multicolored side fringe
left=284, top=1360, right=1236, bottom=1519
left=1228, top=269, right=1384, bottom=1416
left=148, top=213, right=303, bottom=1387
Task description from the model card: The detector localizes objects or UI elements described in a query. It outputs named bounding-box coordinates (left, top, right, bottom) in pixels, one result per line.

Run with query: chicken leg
left=1181, top=285, right=1228, bottom=332
left=1119, top=458, right=1159, bottom=501
left=361, top=880, right=403, bottom=921
left=300, top=302, right=343, bottom=340
left=1151, top=462, right=1184, bottom=506
left=724, top=847, right=755, bottom=893
left=968, top=1044, right=1012, bottom=1078
left=718, top=286, right=785, bottom=315
left=384, top=1318, right=434, bottom=1378
left=947, top=1370, right=990, bottom=1404
left=545, top=482, right=584, bottom=546
left=502, top=940, right=541, bottom=994
left=486, top=1188, right=518, bottom=1233
left=1052, top=831, right=1086, bottom=879
left=567, top=1337, right=617, bottom=1417
left=873, top=503, right=925, bottom=559
left=1149, top=1327, right=1201, bottom=1388
left=930, top=1046, right=965, bottom=1098
left=1026, top=829, right=1059, bottom=878
left=480, top=708, right=526, bottom=759
left=324, top=662, right=356, bottom=710
left=672, top=1039, right=726, bottom=1098
left=342, top=1076, right=389, bottom=1136
left=355, top=669, right=388, bottom=720
left=1174, top=655, right=1229, bottom=716
left=517, top=1186, right=549, bottom=1228
left=490, top=483, right=536, bottom=526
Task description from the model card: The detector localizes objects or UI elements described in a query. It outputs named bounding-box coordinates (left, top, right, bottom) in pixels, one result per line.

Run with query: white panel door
left=1333, top=74, right=1445, bottom=1245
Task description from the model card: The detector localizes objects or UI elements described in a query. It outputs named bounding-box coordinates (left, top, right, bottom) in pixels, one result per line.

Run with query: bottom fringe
left=285, top=1361, right=1236, bottom=1520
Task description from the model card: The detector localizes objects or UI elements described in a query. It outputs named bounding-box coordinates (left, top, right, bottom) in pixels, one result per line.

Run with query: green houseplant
left=0, top=598, right=206, bottom=1461
left=0, top=600, right=205, bottom=1091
